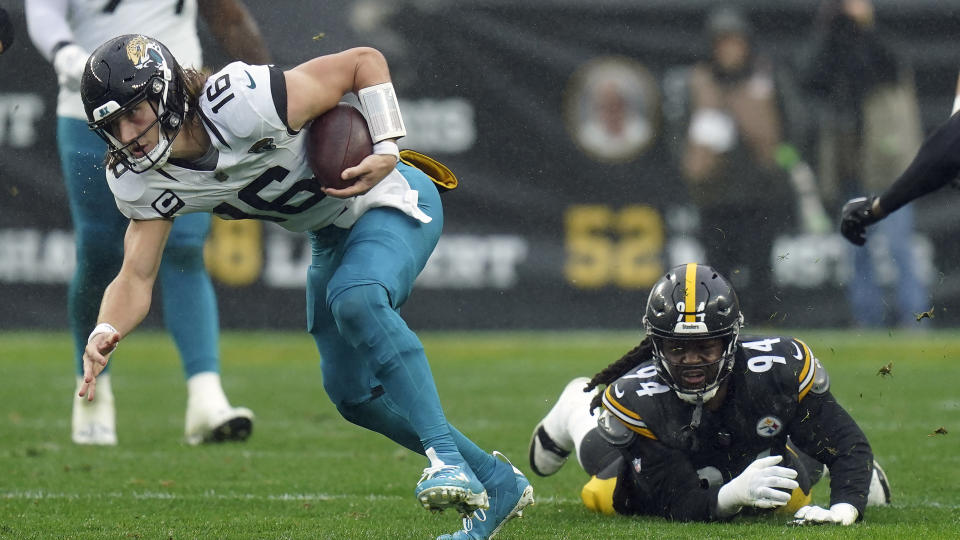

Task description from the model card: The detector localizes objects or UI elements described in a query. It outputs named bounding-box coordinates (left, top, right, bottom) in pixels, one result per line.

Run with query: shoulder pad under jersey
left=737, top=335, right=825, bottom=401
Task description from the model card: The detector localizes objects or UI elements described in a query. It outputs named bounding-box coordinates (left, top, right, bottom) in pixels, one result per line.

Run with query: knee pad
left=581, top=475, right=618, bottom=515
left=328, top=284, right=391, bottom=347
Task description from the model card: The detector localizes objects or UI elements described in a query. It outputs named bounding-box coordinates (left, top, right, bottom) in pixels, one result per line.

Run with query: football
left=307, top=103, right=373, bottom=190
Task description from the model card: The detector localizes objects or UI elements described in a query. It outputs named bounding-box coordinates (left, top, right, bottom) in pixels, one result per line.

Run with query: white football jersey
left=59, top=0, right=202, bottom=119
left=108, top=62, right=429, bottom=233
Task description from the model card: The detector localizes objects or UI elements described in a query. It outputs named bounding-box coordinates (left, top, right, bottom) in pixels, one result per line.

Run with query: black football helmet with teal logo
left=80, top=34, right=188, bottom=173
left=643, top=263, right=743, bottom=404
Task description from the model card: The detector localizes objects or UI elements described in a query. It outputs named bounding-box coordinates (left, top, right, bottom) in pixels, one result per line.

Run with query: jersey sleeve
left=106, top=168, right=176, bottom=221
left=197, top=62, right=295, bottom=151
left=784, top=340, right=872, bottom=517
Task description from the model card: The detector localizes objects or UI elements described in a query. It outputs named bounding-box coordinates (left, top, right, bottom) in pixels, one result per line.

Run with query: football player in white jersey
left=77, top=34, right=533, bottom=539
left=25, top=0, right=270, bottom=446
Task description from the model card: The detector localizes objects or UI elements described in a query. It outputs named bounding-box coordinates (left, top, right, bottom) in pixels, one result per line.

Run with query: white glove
left=793, top=503, right=859, bottom=526
left=716, top=455, right=800, bottom=517
left=53, top=43, right=89, bottom=92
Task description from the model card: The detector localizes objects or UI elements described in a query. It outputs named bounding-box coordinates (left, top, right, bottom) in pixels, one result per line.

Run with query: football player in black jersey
left=529, top=263, right=890, bottom=525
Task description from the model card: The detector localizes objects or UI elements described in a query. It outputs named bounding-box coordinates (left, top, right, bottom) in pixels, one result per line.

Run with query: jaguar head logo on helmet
left=643, top=263, right=744, bottom=405
left=80, top=34, right=188, bottom=174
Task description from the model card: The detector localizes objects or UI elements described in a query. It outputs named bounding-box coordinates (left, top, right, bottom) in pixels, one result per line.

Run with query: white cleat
left=184, top=372, right=254, bottom=445
left=184, top=405, right=254, bottom=446
left=866, top=459, right=891, bottom=506
left=528, top=377, right=597, bottom=477
left=72, top=374, right=117, bottom=446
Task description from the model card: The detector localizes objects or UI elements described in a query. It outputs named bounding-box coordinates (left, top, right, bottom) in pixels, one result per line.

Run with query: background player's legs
left=59, top=117, right=125, bottom=445
left=877, top=206, right=929, bottom=327
left=160, top=213, right=252, bottom=445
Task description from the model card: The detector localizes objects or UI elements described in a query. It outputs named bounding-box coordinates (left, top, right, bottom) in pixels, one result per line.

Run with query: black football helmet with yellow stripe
left=643, top=263, right=743, bottom=404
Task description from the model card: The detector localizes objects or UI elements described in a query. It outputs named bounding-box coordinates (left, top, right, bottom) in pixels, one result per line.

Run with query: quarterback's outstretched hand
left=80, top=330, right=120, bottom=401
left=793, top=503, right=859, bottom=526
left=840, top=196, right=884, bottom=246
left=716, top=455, right=799, bottom=517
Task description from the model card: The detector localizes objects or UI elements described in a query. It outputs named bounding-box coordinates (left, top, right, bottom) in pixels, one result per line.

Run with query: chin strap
left=690, top=393, right=704, bottom=430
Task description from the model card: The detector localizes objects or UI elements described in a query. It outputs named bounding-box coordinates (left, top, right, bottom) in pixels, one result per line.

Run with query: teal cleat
left=437, top=452, right=535, bottom=540
left=416, top=447, right=489, bottom=516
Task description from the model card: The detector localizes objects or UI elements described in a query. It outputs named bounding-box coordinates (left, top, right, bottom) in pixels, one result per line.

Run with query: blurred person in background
left=26, top=0, right=271, bottom=446
left=680, top=6, right=798, bottom=324
left=0, top=3, right=13, bottom=55
left=529, top=263, right=891, bottom=525
left=799, top=0, right=929, bottom=329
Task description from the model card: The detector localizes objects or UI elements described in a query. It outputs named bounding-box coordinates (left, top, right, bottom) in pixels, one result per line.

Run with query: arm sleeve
left=25, top=0, right=73, bottom=61
left=620, top=437, right=723, bottom=522
left=877, top=111, right=960, bottom=214
left=788, top=390, right=873, bottom=517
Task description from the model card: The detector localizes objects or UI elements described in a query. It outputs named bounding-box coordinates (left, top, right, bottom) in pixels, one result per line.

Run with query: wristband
left=88, top=322, right=119, bottom=343
left=358, top=82, right=406, bottom=142
left=372, top=140, right=400, bottom=162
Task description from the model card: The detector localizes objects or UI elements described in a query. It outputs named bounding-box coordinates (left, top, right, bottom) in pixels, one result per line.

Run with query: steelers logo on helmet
left=643, top=263, right=743, bottom=405
left=80, top=34, right=188, bottom=174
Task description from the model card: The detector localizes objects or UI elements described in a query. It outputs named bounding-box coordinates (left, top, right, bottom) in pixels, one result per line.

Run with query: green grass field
left=2, top=329, right=958, bottom=539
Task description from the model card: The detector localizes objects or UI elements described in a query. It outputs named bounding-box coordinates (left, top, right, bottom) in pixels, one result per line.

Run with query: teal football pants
left=307, top=164, right=497, bottom=482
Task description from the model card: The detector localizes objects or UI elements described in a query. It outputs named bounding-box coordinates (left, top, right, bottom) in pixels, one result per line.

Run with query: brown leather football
left=306, top=103, right=373, bottom=190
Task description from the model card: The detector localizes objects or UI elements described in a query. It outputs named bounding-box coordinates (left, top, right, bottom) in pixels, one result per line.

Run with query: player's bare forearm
left=92, top=219, right=170, bottom=337
left=199, top=0, right=271, bottom=64
left=285, top=48, right=392, bottom=131
left=97, top=272, right=155, bottom=338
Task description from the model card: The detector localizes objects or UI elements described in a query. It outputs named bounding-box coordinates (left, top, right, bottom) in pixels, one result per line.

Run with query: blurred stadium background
left=2, top=0, right=960, bottom=331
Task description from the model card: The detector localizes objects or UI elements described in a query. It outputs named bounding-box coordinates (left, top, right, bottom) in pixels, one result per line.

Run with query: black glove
left=840, top=196, right=882, bottom=246
left=0, top=6, right=13, bottom=55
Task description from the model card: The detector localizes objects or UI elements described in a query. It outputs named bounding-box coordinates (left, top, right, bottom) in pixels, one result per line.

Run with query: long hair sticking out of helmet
left=585, top=338, right=654, bottom=411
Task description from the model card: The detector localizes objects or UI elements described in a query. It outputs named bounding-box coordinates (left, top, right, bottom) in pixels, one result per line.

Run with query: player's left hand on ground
left=840, top=196, right=882, bottom=246
left=80, top=331, right=120, bottom=401
left=322, top=153, right=397, bottom=198
left=793, top=503, right=859, bottom=526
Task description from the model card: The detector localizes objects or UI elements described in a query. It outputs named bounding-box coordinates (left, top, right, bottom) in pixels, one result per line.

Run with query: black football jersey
left=598, top=335, right=873, bottom=521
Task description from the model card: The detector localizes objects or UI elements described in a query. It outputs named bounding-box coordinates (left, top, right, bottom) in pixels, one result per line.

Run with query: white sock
left=572, top=407, right=601, bottom=468
left=186, top=372, right=229, bottom=409
left=76, top=372, right=113, bottom=400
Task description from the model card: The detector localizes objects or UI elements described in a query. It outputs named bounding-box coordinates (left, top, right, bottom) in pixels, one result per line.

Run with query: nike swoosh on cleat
left=244, top=70, right=256, bottom=89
